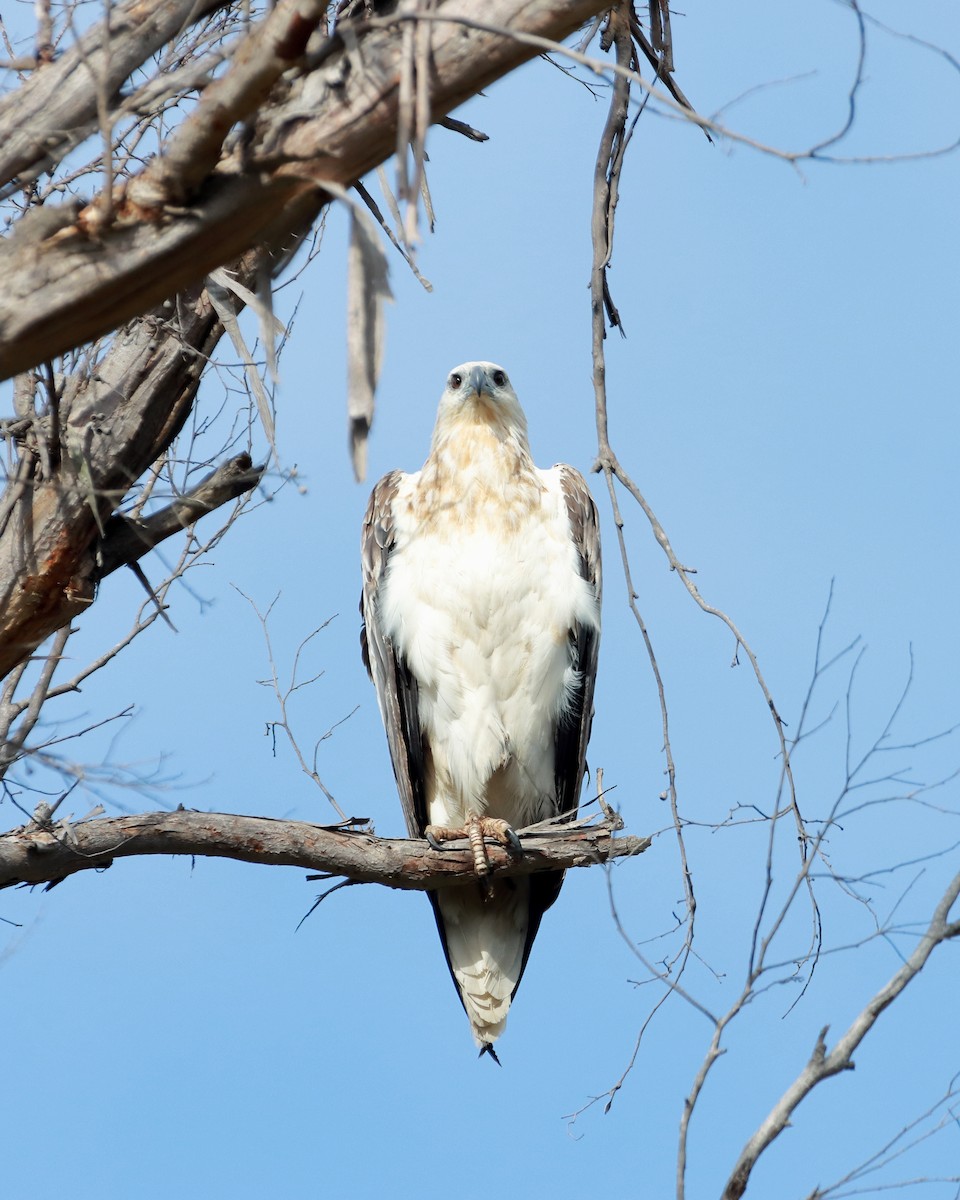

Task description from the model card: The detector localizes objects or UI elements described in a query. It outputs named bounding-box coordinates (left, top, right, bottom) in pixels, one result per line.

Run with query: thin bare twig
left=238, top=589, right=349, bottom=820
left=370, top=9, right=960, bottom=166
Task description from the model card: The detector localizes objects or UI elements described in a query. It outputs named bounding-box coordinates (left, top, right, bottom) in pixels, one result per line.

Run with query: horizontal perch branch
left=0, top=807, right=650, bottom=892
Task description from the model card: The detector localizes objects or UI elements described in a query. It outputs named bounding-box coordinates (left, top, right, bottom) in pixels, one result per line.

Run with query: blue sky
left=3, top=2, right=960, bottom=1197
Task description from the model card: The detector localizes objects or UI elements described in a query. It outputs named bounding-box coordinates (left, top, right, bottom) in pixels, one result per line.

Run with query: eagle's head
left=435, top=361, right=528, bottom=444
left=444, top=361, right=512, bottom=402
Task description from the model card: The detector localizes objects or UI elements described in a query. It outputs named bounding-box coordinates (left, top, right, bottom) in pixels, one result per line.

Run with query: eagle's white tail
left=435, top=879, right=530, bottom=1050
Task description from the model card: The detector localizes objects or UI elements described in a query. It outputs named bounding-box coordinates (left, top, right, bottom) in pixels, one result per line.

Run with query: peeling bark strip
left=0, top=809, right=650, bottom=891
left=0, top=0, right=613, bottom=380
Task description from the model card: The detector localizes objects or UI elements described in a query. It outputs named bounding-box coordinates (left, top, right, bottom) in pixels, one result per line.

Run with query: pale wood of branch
left=130, top=0, right=331, bottom=207
left=0, top=808, right=650, bottom=891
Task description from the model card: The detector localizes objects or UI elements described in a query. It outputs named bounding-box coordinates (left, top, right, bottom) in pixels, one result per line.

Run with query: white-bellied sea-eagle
left=360, top=361, right=601, bottom=1059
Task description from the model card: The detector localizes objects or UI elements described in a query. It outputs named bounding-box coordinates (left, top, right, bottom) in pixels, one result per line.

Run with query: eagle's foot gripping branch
left=424, top=815, right=524, bottom=878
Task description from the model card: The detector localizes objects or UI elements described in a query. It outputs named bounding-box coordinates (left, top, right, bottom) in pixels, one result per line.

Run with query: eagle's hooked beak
left=467, top=365, right=491, bottom=397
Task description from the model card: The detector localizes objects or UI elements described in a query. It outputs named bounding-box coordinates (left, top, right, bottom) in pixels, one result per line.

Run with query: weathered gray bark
left=0, top=807, right=649, bottom=891
left=94, top=453, right=265, bottom=579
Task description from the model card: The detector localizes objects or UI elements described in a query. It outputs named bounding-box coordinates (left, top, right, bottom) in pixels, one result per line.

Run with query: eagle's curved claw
left=426, top=828, right=448, bottom=852
left=504, top=827, right=523, bottom=856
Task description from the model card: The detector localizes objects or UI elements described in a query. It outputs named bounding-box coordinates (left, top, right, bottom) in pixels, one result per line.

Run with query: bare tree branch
left=585, top=5, right=703, bottom=1134
left=720, top=868, right=960, bottom=1200
left=93, top=451, right=265, bottom=579
left=0, top=266, right=268, bottom=681
left=0, top=0, right=230, bottom=192
left=0, top=806, right=649, bottom=892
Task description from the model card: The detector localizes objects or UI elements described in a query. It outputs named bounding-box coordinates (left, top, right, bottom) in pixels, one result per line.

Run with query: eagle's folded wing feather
left=360, top=469, right=428, bottom=838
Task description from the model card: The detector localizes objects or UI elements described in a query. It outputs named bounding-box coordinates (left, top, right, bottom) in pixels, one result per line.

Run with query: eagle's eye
left=449, top=373, right=462, bottom=390
left=492, top=370, right=507, bottom=387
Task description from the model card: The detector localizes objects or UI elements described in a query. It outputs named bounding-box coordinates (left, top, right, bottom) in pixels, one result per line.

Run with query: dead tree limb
left=93, top=453, right=266, bottom=580
left=0, top=0, right=231, bottom=191
left=0, top=265, right=270, bottom=680
left=0, top=807, right=650, bottom=891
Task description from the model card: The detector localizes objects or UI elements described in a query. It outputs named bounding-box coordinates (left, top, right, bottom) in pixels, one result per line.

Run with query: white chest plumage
left=378, top=448, right=596, bottom=831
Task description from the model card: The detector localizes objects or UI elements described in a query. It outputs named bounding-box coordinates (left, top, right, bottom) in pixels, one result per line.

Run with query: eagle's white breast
left=379, top=450, right=596, bottom=833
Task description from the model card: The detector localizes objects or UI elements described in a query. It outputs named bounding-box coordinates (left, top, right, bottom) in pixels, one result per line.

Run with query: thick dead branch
left=0, top=176, right=320, bottom=380
left=93, top=453, right=265, bottom=579
left=130, top=0, right=331, bottom=209
left=0, top=807, right=650, bottom=891
left=0, top=0, right=612, bottom=379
